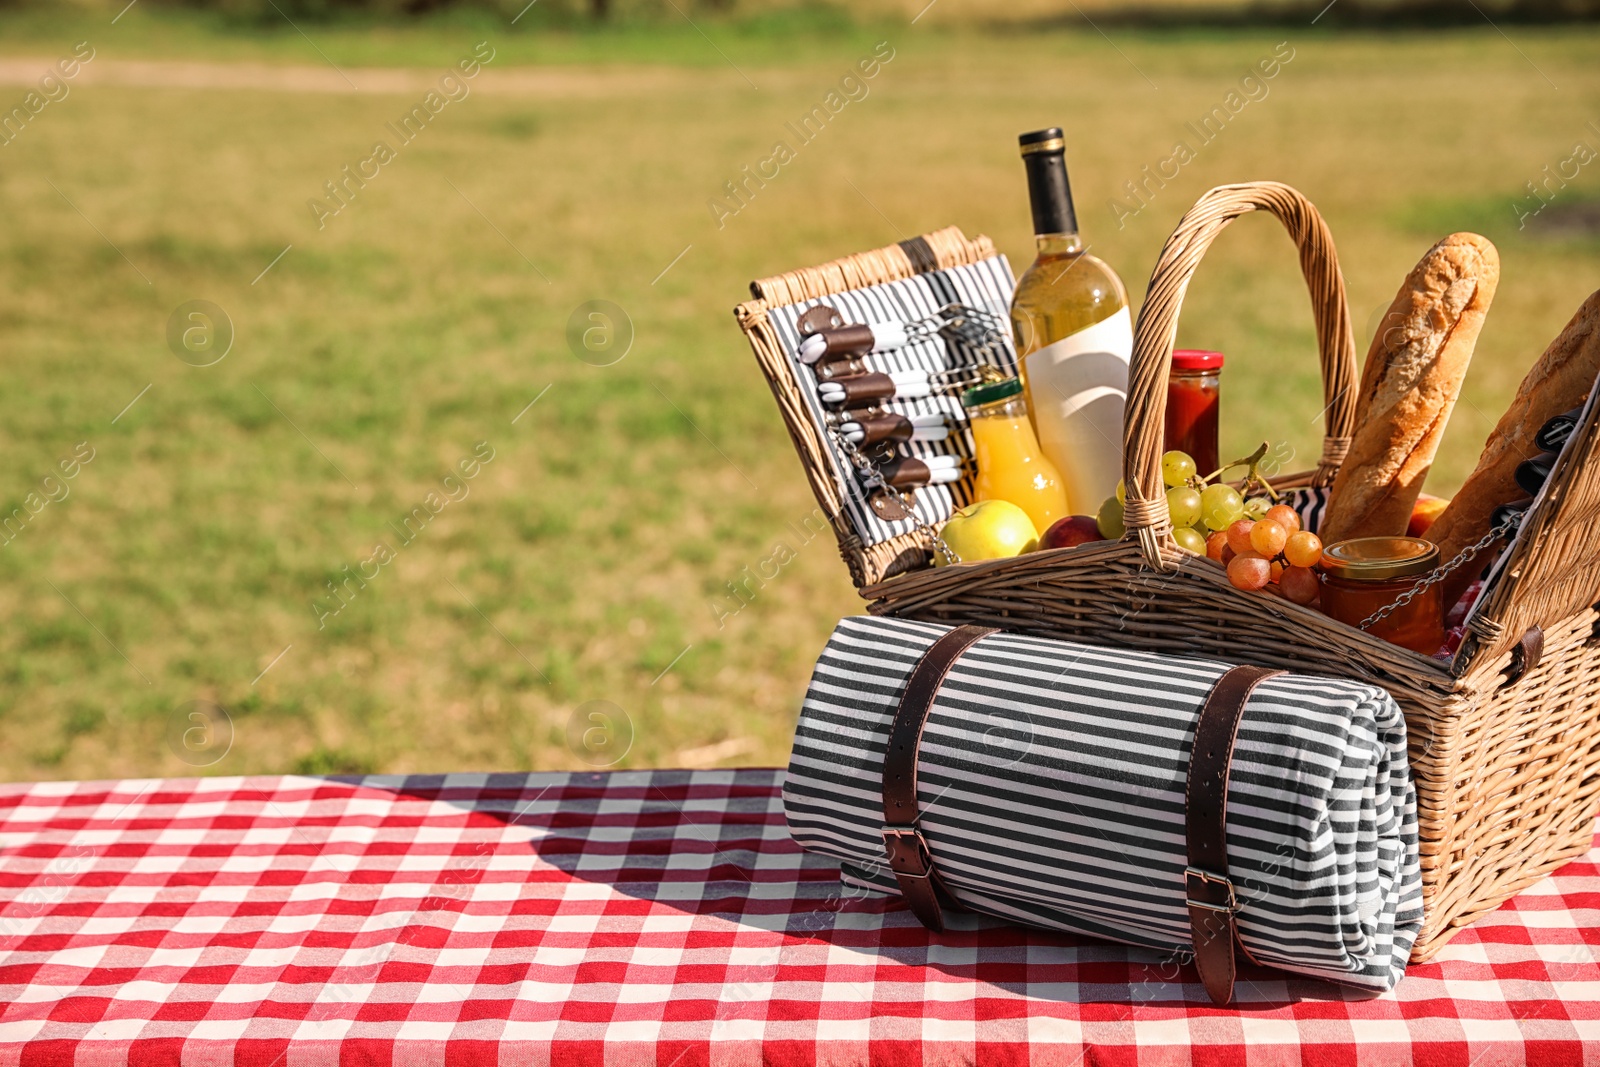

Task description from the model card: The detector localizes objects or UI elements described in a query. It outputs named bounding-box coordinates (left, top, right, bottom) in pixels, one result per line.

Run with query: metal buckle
left=881, top=825, right=934, bottom=881
left=1184, top=865, right=1240, bottom=913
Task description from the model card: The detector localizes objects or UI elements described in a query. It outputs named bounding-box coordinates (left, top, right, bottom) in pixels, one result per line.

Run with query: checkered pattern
left=1, top=770, right=1597, bottom=1066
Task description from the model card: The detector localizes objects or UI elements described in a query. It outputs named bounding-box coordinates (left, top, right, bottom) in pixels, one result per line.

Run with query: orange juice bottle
left=962, top=378, right=1070, bottom=533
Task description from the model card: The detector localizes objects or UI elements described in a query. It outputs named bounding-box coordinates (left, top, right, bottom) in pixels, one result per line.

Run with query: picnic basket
left=735, top=180, right=1600, bottom=962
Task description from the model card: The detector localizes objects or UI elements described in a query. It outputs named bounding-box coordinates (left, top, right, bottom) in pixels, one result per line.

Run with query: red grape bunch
left=1206, top=506, right=1323, bottom=602
left=1097, top=443, right=1324, bottom=603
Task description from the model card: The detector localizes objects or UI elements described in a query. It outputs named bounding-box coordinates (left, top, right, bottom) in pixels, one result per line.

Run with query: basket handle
left=1121, top=181, right=1359, bottom=569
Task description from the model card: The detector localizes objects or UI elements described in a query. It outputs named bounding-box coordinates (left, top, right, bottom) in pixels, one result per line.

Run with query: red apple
left=1038, top=514, right=1103, bottom=551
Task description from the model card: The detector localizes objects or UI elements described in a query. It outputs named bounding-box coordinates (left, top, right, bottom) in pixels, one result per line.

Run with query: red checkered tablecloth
left=1, top=769, right=1597, bottom=1066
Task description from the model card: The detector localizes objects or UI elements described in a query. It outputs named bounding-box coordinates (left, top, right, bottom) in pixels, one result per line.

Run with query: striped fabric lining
left=1289, top=484, right=1330, bottom=535
left=763, top=256, right=1020, bottom=548
left=783, top=616, right=1423, bottom=991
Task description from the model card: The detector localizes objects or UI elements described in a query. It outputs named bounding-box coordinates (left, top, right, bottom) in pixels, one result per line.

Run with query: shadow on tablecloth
left=346, top=768, right=1379, bottom=1011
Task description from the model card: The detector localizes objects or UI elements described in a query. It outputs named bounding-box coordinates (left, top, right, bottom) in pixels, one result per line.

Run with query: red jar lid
left=1171, top=349, right=1224, bottom=371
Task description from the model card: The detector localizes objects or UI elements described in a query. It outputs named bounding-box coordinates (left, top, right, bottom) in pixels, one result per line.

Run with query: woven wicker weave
left=737, top=184, right=1600, bottom=961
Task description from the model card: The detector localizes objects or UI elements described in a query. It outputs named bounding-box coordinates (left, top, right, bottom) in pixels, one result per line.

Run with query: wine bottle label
left=1023, top=306, right=1134, bottom=511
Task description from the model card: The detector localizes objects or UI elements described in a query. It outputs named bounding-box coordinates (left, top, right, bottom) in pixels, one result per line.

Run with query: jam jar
left=1319, top=537, right=1446, bottom=654
left=1165, top=349, right=1222, bottom=475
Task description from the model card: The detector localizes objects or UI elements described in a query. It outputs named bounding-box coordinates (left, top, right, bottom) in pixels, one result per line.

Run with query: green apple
left=935, top=500, right=1038, bottom=565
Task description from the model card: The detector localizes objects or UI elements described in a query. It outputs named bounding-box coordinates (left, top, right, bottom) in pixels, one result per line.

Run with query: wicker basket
left=737, top=182, right=1600, bottom=962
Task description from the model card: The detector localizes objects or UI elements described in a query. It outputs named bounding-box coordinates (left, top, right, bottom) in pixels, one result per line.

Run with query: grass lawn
left=0, top=9, right=1597, bottom=781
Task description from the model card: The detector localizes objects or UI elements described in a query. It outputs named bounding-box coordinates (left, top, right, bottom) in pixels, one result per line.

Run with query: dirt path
left=0, top=56, right=743, bottom=96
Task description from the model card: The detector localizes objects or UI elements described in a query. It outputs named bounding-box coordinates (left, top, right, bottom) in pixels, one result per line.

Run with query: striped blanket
left=783, top=616, right=1423, bottom=991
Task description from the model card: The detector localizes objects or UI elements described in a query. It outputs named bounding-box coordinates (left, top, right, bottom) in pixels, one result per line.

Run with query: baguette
left=1430, top=288, right=1600, bottom=606
left=1319, top=234, right=1500, bottom=544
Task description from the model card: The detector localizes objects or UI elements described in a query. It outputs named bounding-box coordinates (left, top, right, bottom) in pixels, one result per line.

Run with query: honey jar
left=1319, top=537, right=1446, bottom=655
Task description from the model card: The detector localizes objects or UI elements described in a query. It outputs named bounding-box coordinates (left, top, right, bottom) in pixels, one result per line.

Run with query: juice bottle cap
left=961, top=378, right=1023, bottom=408
left=1171, top=349, right=1224, bottom=371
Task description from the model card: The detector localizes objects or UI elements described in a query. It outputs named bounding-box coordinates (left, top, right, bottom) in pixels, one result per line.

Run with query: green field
left=1, top=8, right=1597, bottom=782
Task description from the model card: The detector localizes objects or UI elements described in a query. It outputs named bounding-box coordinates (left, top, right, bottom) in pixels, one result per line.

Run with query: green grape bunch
left=1096, top=442, right=1284, bottom=549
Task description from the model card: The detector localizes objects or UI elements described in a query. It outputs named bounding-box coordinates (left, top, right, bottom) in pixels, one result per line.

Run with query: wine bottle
left=1009, top=127, right=1132, bottom=514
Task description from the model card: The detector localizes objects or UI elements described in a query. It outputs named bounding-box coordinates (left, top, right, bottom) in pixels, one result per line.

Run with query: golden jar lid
left=1320, top=536, right=1439, bottom=581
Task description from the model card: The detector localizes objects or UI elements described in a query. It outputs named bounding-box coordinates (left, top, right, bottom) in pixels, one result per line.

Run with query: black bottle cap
left=1018, top=128, right=1078, bottom=237
left=1019, top=127, right=1065, bottom=150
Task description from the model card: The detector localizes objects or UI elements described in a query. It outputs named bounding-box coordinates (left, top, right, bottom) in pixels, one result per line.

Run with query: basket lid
left=1171, top=349, right=1224, bottom=371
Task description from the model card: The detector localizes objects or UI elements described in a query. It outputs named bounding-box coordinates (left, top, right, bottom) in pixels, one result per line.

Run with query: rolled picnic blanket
left=782, top=616, right=1423, bottom=992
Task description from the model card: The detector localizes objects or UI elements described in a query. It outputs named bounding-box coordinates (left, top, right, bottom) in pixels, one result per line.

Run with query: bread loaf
left=1319, top=234, right=1500, bottom=544
left=1430, top=288, right=1600, bottom=605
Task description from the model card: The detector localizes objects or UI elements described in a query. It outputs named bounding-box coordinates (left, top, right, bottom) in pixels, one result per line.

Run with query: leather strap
left=878, top=456, right=932, bottom=489
left=851, top=413, right=916, bottom=447
left=1499, top=626, right=1545, bottom=689
left=1185, top=664, right=1282, bottom=1006
left=881, top=624, right=998, bottom=932
left=898, top=236, right=939, bottom=273
left=832, top=373, right=897, bottom=405
left=814, top=324, right=876, bottom=360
